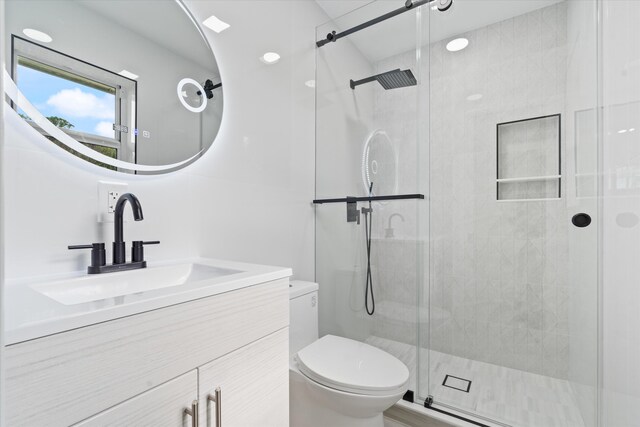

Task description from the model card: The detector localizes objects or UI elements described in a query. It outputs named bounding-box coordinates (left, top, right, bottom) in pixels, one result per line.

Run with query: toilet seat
left=295, top=335, right=409, bottom=396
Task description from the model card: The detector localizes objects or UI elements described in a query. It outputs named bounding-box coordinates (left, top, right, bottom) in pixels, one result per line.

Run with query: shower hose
left=364, top=184, right=375, bottom=315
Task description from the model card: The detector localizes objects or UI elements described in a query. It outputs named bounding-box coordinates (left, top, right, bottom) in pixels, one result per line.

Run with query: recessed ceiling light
left=23, top=28, right=52, bottom=43
left=305, top=80, right=316, bottom=88
left=618, top=129, right=627, bottom=134
left=260, top=52, right=280, bottom=65
left=466, top=93, right=482, bottom=101
left=203, top=15, right=230, bottom=33
left=630, top=128, right=636, bottom=132
left=118, top=70, right=139, bottom=80
left=446, top=38, right=469, bottom=52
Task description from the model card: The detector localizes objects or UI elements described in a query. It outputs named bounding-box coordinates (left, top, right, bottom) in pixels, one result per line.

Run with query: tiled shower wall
left=371, top=3, right=571, bottom=379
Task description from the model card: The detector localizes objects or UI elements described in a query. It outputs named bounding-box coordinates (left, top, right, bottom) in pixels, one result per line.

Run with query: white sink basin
left=6, top=258, right=291, bottom=345
left=31, top=263, right=242, bottom=305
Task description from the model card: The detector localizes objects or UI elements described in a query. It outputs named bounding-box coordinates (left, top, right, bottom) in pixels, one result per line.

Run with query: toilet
left=289, top=280, right=409, bottom=427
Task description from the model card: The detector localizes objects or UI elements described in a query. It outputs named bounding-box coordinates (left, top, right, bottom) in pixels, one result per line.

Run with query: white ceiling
left=315, top=0, right=564, bottom=62
left=79, top=0, right=218, bottom=74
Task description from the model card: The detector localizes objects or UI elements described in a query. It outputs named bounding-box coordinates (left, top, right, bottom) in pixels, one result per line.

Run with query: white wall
left=0, top=0, right=6, bottom=423
left=601, top=1, right=640, bottom=426
left=2, top=0, right=328, bottom=285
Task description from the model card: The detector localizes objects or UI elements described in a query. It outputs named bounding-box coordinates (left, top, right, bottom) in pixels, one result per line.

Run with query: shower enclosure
left=314, top=0, right=599, bottom=426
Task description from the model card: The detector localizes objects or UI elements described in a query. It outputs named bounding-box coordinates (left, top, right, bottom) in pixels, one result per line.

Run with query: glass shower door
left=421, top=1, right=599, bottom=426
left=314, top=0, right=428, bottom=404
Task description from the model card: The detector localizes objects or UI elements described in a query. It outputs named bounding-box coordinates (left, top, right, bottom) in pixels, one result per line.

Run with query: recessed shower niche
left=497, top=114, right=562, bottom=201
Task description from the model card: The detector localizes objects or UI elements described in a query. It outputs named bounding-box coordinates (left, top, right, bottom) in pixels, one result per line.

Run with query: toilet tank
left=289, top=280, right=319, bottom=357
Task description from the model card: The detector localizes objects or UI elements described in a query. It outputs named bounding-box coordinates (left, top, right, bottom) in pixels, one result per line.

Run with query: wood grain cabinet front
left=5, top=278, right=289, bottom=427
left=198, top=328, right=289, bottom=427
left=73, top=370, right=198, bottom=427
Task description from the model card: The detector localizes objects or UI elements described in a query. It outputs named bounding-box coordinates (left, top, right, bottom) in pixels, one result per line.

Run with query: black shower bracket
left=313, top=194, right=425, bottom=204
left=316, top=0, right=437, bottom=48
left=314, top=194, right=424, bottom=223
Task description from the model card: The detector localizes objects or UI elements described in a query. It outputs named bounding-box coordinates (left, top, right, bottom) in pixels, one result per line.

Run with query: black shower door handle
left=572, top=213, right=592, bottom=228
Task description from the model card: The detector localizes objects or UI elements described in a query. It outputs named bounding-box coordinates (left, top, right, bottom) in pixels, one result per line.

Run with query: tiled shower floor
left=366, top=336, right=586, bottom=427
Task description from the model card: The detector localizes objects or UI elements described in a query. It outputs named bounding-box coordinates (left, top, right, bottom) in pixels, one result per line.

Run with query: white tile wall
left=369, top=3, right=572, bottom=380
left=0, top=1, right=6, bottom=422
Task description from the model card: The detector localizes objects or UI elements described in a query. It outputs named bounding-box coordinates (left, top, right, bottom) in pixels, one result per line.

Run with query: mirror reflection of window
left=5, top=0, right=223, bottom=174
left=16, top=59, right=120, bottom=168
left=11, top=36, right=137, bottom=170
left=17, top=58, right=116, bottom=138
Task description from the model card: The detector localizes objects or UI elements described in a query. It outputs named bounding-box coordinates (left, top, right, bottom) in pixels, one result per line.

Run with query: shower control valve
left=346, top=198, right=360, bottom=224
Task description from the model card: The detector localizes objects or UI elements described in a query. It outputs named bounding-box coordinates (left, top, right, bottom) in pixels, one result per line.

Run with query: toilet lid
left=295, top=335, right=409, bottom=396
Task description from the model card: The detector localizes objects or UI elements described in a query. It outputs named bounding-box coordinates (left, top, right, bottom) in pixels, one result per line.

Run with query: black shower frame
left=312, top=194, right=424, bottom=204
left=316, top=0, right=435, bottom=47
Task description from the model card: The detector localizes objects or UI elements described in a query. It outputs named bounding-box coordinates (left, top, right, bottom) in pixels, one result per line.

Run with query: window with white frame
left=11, top=36, right=137, bottom=170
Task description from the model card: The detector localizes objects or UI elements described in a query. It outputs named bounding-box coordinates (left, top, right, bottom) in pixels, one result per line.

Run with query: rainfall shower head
left=350, top=69, right=417, bottom=90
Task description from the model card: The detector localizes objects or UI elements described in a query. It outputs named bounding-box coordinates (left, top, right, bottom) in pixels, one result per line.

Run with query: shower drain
left=442, top=374, right=472, bottom=393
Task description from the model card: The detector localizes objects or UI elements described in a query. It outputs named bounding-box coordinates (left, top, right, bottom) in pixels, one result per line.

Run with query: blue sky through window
left=17, top=64, right=116, bottom=138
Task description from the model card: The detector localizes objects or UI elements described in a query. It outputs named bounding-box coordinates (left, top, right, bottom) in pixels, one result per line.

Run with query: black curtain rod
left=313, top=194, right=425, bottom=204
left=316, top=0, right=433, bottom=48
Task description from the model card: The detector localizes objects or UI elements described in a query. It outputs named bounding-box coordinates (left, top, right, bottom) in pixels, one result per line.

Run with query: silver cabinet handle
left=184, top=399, right=199, bottom=427
left=207, top=387, right=222, bottom=427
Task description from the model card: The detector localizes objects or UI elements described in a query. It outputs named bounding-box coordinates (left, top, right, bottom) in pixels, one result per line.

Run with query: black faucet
left=113, top=193, right=144, bottom=264
left=69, top=193, right=159, bottom=274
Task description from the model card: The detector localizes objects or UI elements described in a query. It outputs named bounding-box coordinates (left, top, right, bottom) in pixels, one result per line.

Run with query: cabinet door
left=74, top=370, right=198, bottom=427
left=198, top=328, right=289, bottom=427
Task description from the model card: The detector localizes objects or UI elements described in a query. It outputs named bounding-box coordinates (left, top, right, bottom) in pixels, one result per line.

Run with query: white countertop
left=5, top=258, right=292, bottom=345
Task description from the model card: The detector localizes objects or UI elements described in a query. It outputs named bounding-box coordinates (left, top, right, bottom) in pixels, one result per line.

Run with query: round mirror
left=361, top=130, right=398, bottom=196
left=3, top=0, right=223, bottom=174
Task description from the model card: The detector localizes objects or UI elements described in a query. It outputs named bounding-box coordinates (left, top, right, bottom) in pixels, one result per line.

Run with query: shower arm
left=316, top=0, right=443, bottom=48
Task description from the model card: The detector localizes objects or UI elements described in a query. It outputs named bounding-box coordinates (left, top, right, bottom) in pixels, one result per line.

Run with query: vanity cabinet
left=72, top=329, right=288, bottom=427
left=198, top=328, right=289, bottom=427
left=74, top=370, right=198, bottom=427
left=4, top=277, right=289, bottom=427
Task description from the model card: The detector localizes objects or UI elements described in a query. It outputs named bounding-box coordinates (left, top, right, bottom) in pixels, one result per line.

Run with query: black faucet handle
left=68, top=244, right=93, bottom=250
left=68, top=243, right=106, bottom=269
left=131, top=240, right=160, bottom=263
left=68, top=242, right=105, bottom=251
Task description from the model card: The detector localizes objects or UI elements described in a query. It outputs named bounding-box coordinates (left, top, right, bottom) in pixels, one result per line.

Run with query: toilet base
left=289, top=368, right=402, bottom=427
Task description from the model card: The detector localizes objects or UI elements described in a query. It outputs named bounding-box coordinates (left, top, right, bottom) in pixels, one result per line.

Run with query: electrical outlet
left=98, top=181, right=128, bottom=223
left=108, top=191, right=120, bottom=213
